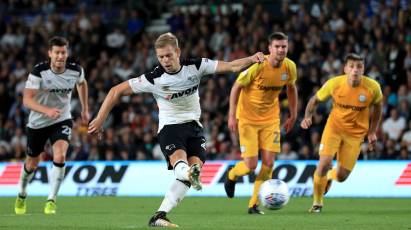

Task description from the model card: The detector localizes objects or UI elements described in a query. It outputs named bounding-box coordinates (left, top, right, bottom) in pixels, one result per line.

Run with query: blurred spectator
left=398, top=147, right=410, bottom=160
left=401, top=120, right=411, bottom=152
left=382, top=108, right=406, bottom=141
left=380, top=139, right=399, bottom=159
left=277, top=142, right=299, bottom=160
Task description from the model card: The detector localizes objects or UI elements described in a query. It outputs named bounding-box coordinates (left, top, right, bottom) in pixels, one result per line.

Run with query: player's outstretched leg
left=224, top=174, right=236, bottom=198
left=324, top=179, right=332, bottom=195
left=324, top=168, right=336, bottom=195
left=14, top=195, right=27, bottom=215
left=188, top=164, right=202, bottom=191
left=224, top=161, right=251, bottom=198
left=224, top=165, right=236, bottom=198
left=44, top=200, right=57, bottom=214
left=148, top=211, right=179, bottom=228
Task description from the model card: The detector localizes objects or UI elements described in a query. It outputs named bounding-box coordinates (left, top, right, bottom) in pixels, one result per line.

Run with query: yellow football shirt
left=316, top=75, right=383, bottom=137
left=236, top=57, right=297, bottom=124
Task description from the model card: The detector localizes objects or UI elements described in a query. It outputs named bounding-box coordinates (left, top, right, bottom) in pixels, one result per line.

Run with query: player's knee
left=25, top=162, right=37, bottom=172
left=53, top=154, right=66, bottom=163
left=336, top=173, right=349, bottom=182
left=25, top=157, right=39, bottom=171
left=246, top=163, right=257, bottom=171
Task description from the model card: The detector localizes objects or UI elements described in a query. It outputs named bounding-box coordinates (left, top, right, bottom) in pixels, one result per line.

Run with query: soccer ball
left=258, top=179, right=290, bottom=210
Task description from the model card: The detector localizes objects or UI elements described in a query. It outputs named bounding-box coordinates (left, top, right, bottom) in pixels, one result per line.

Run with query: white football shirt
left=128, top=58, right=218, bottom=132
left=25, top=61, right=85, bottom=129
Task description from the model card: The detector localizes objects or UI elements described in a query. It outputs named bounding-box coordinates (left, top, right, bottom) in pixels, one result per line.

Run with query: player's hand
left=300, top=117, right=312, bottom=129
left=88, top=117, right=104, bottom=139
left=45, top=108, right=61, bottom=119
left=284, top=116, right=296, bottom=133
left=228, top=115, right=238, bottom=133
left=250, top=52, right=265, bottom=63
left=367, top=132, right=377, bottom=151
left=81, top=110, right=90, bottom=125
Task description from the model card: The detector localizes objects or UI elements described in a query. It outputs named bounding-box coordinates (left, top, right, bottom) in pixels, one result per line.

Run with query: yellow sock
left=228, top=161, right=251, bottom=181
left=248, top=164, right=273, bottom=208
left=313, top=170, right=327, bottom=206
left=327, top=168, right=337, bottom=181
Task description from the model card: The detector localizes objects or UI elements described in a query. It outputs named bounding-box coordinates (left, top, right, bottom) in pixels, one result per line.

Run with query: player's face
left=344, top=60, right=364, bottom=83
left=156, top=45, right=181, bottom=73
left=48, top=45, right=68, bottom=72
left=269, top=39, right=288, bottom=62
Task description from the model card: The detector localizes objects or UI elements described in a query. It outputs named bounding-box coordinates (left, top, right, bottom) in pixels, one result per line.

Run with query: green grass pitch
left=0, top=197, right=410, bottom=229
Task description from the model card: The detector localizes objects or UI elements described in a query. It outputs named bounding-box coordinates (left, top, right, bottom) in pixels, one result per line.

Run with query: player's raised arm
left=215, top=52, right=265, bottom=73
left=88, top=81, right=133, bottom=134
left=300, top=95, right=320, bottom=129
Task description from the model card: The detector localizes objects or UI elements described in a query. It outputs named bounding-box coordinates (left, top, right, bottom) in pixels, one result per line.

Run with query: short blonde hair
left=155, top=32, right=179, bottom=49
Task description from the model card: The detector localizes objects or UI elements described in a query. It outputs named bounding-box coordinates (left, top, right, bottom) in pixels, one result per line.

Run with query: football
left=258, top=179, right=290, bottom=210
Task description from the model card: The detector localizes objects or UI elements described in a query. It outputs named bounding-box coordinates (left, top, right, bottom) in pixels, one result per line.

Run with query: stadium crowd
left=0, top=0, right=410, bottom=162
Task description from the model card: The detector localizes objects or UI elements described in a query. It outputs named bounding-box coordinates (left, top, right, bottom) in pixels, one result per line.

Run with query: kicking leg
left=149, top=150, right=193, bottom=227
left=225, top=157, right=256, bottom=198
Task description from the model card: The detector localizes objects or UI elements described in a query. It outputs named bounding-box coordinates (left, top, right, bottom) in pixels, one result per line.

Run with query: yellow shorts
left=319, top=123, right=363, bottom=171
left=238, top=120, right=280, bottom=158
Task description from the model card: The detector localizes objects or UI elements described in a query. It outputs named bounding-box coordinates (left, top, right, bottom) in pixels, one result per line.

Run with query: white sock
left=18, top=164, right=34, bottom=197
left=158, top=179, right=190, bottom=213
left=47, top=162, right=65, bottom=201
left=173, top=160, right=189, bottom=181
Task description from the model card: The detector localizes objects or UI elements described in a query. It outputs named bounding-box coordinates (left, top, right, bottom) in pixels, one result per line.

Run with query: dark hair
left=344, top=53, right=364, bottom=64
left=48, top=36, right=69, bottom=50
left=268, top=32, right=288, bottom=43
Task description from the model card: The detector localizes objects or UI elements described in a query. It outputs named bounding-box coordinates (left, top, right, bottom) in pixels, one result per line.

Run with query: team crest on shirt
left=187, top=76, right=196, bottom=82
left=46, top=80, right=52, bottom=85
left=281, top=73, right=288, bottom=81
left=358, top=94, right=366, bottom=102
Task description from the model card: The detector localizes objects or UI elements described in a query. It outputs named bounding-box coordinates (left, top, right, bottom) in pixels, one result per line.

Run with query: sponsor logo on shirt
left=257, top=84, right=283, bottom=91
left=169, top=85, right=199, bottom=100
left=335, top=102, right=366, bottom=111
left=49, top=88, right=73, bottom=94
